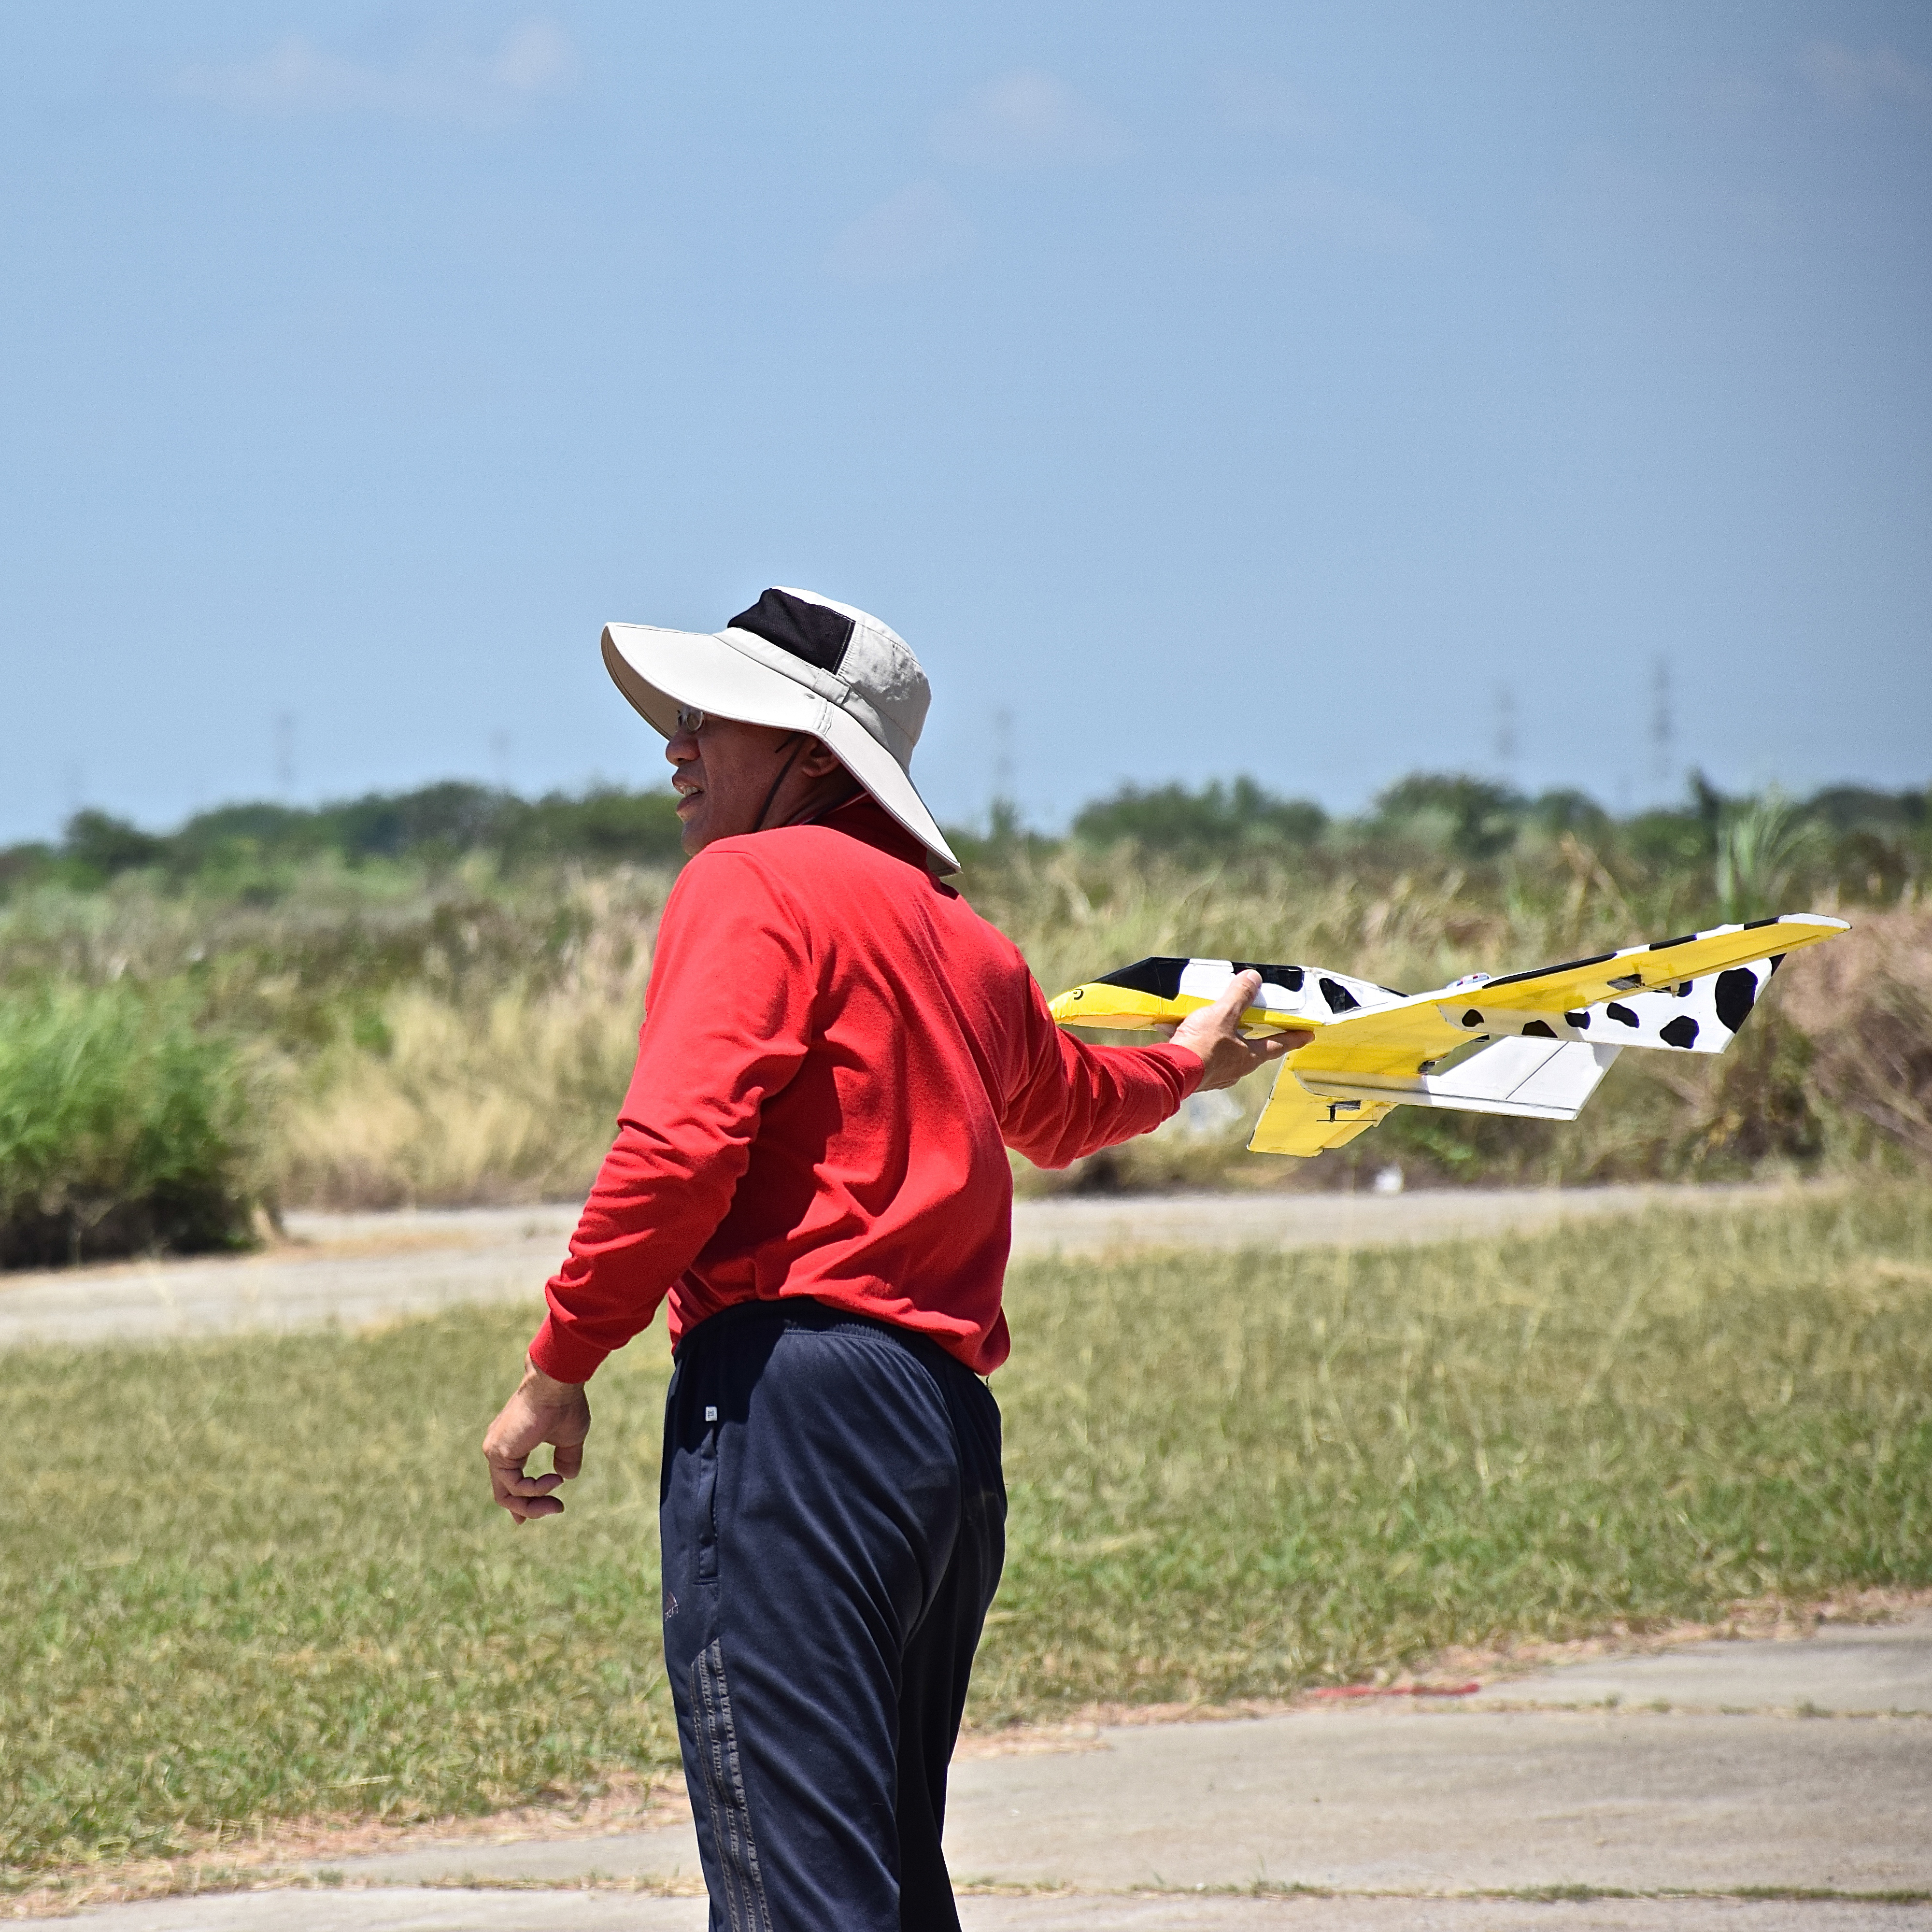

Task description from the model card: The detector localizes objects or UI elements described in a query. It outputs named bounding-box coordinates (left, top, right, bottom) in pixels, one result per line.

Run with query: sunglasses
left=674, top=706, right=707, bottom=735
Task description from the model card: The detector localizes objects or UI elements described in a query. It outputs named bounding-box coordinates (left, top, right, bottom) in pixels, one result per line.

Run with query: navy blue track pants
left=659, top=1298, right=1006, bottom=1932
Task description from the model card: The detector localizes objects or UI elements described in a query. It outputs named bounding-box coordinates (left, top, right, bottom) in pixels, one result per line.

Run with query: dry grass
left=1778, top=905, right=1932, bottom=1165
left=971, top=838, right=1692, bottom=1003
left=273, top=874, right=1931, bottom=1207
left=4, top=847, right=1925, bottom=1220
left=269, top=873, right=663, bottom=1208
left=277, top=986, right=642, bottom=1208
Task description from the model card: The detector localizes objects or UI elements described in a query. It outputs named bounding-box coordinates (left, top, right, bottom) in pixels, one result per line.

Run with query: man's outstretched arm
left=1004, top=969, right=1310, bottom=1168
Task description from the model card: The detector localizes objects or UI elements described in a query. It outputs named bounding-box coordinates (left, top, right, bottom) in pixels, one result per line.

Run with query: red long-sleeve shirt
left=528, top=796, right=1201, bottom=1381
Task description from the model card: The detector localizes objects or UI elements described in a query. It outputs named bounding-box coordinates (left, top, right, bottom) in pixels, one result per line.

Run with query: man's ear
left=797, top=738, right=845, bottom=779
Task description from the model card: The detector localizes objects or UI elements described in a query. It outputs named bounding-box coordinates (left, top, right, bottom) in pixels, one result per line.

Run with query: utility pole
left=991, top=706, right=1016, bottom=838
left=274, top=713, right=297, bottom=800
left=1649, top=659, right=1674, bottom=801
left=490, top=730, right=513, bottom=794
left=1493, top=686, right=1518, bottom=783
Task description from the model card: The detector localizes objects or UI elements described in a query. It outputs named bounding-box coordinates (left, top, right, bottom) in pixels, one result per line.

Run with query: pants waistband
left=675, top=1294, right=974, bottom=1386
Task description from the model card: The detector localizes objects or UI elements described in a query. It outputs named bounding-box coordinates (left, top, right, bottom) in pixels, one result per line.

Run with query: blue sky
left=2, top=2, right=1928, bottom=841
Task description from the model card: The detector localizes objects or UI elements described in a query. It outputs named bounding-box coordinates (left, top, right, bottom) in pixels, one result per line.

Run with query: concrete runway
left=0, top=1181, right=1814, bottom=1350
left=68, top=1614, right=1932, bottom=1931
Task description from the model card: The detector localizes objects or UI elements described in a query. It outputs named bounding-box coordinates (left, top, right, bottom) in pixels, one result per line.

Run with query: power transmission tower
left=1493, top=686, right=1518, bottom=782
left=1649, top=660, right=1674, bottom=800
left=991, top=707, right=1017, bottom=838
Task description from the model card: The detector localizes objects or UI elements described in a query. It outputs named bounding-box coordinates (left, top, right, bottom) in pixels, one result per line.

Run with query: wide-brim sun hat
left=601, top=586, right=960, bottom=872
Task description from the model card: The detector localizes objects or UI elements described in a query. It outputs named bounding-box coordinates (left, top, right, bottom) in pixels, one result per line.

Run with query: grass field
left=4, top=1188, right=1931, bottom=1882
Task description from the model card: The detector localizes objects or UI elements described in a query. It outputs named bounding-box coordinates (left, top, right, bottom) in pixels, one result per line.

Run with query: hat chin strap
left=753, top=733, right=811, bottom=834
left=754, top=734, right=864, bottom=835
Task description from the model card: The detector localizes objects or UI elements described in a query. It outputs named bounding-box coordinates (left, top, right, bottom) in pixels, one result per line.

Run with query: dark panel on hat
left=728, top=589, right=855, bottom=672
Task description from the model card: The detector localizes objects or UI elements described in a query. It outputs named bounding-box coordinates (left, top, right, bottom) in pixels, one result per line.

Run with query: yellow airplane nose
left=1047, top=985, right=1092, bottom=1024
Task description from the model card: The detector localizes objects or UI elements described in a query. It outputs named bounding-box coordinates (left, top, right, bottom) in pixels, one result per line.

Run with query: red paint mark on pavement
left=1309, top=1680, right=1482, bottom=1701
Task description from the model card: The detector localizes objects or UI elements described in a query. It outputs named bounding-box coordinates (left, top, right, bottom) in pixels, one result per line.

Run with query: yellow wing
left=1460, top=915, right=1848, bottom=1014
left=1248, top=1000, right=1466, bottom=1153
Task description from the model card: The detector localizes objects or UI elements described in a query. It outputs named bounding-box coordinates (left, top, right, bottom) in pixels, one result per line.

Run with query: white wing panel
left=1436, top=956, right=1779, bottom=1057
left=1295, top=1039, right=1620, bottom=1122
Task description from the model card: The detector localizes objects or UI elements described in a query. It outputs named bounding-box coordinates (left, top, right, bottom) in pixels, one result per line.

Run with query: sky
left=2, top=1, right=1929, bottom=842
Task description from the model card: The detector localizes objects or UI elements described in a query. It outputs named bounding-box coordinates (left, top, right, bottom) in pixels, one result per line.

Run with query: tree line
left=0, top=770, right=1925, bottom=901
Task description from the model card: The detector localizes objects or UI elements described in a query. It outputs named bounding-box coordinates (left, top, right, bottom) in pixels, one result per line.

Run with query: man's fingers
left=553, top=1440, right=585, bottom=1481
left=490, top=1475, right=567, bottom=1521
left=489, top=1461, right=564, bottom=1498
left=1166, top=970, right=1317, bottom=1092
left=1210, top=970, right=1263, bottom=1025
left=486, top=1452, right=568, bottom=1525
left=1250, top=1027, right=1313, bottom=1062
left=503, top=1470, right=566, bottom=1497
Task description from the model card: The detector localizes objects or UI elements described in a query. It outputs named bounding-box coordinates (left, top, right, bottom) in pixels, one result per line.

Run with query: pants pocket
left=696, top=1406, right=720, bottom=1587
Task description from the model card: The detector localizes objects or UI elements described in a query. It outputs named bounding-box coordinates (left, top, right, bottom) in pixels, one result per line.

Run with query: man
left=482, top=586, right=1304, bottom=1931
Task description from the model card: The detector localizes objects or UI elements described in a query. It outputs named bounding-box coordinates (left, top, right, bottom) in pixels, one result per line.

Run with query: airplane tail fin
left=1249, top=1067, right=1396, bottom=1156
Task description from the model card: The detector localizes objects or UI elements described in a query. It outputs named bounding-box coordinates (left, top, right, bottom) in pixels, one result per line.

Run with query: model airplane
left=1049, top=914, right=1850, bottom=1157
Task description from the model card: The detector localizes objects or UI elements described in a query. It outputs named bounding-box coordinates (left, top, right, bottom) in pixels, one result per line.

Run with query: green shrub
left=0, top=985, right=264, bottom=1269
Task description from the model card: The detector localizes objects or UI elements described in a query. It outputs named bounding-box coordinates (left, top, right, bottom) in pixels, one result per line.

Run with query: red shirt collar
left=818, top=790, right=931, bottom=867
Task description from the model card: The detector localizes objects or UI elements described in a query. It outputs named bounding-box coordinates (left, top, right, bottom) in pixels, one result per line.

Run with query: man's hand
left=483, top=1358, right=592, bottom=1524
left=1166, top=969, right=1313, bottom=1091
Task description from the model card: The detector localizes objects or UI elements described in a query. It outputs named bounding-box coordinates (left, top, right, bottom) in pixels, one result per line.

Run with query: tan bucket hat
left=601, top=586, right=959, bottom=872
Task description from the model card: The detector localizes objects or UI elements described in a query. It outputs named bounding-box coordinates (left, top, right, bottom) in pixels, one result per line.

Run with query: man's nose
left=666, top=730, right=698, bottom=764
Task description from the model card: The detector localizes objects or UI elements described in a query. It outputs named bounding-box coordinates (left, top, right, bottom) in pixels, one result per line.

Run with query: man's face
left=666, top=714, right=801, bottom=854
